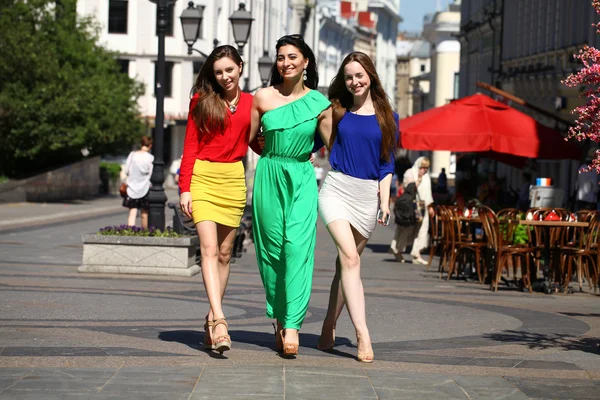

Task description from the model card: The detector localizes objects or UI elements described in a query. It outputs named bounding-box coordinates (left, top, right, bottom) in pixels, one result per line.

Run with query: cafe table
left=518, top=220, right=589, bottom=293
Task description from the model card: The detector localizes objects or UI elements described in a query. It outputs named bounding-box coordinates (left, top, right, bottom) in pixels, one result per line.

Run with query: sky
left=399, top=0, right=456, bottom=33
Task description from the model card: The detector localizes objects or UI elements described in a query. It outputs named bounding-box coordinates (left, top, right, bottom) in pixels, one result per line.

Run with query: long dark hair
left=192, top=45, right=243, bottom=136
left=328, top=52, right=396, bottom=161
left=269, top=34, right=319, bottom=89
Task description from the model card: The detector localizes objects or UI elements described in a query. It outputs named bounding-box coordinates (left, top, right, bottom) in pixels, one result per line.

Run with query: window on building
left=154, top=62, right=175, bottom=98
left=193, top=60, right=204, bottom=83
left=116, top=59, right=130, bottom=74
left=420, top=64, right=426, bottom=72
left=157, top=2, right=175, bottom=36
left=108, top=0, right=128, bottom=34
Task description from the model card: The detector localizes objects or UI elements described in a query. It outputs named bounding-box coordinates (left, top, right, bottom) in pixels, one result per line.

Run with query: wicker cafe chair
left=436, top=206, right=459, bottom=276
left=479, top=206, right=536, bottom=292
left=561, top=212, right=600, bottom=294
left=526, top=207, right=569, bottom=280
left=426, top=205, right=443, bottom=271
left=497, top=208, right=533, bottom=281
left=442, top=206, right=488, bottom=283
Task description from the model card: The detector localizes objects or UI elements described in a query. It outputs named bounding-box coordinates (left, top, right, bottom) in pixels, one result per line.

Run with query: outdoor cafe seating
left=430, top=204, right=600, bottom=294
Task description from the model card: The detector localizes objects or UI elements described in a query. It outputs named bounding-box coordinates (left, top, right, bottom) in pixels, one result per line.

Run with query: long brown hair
left=327, top=52, right=397, bottom=161
left=191, top=45, right=242, bottom=136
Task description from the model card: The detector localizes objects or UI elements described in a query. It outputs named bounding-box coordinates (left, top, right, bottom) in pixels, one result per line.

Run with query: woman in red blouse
left=179, top=45, right=260, bottom=354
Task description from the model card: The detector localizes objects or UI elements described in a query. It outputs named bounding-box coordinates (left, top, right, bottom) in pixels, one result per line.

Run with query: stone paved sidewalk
left=0, top=197, right=599, bottom=399
left=3, top=366, right=599, bottom=399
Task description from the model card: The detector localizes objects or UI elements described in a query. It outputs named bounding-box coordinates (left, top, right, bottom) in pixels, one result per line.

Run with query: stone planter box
left=79, top=234, right=200, bottom=276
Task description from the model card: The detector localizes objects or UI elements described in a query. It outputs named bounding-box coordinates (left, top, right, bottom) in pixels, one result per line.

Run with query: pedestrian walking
left=314, top=163, right=324, bottom=188
left=389, top=180, right=424, bottom=263
left=178, top=45, right=261, bottom=354
left=406, top=157, right=434, bottom=264
left=122, top=135, right=154, bottom=229
left=316, top=52, right=398, bottom=363
left=250, top=34, right=332, bottom=358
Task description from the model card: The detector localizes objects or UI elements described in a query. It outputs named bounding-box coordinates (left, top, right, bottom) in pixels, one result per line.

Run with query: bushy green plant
left=99, top=162, right=122, bottom=179
left=98, top=225, right=180, bottom=238
left=499, top=213, right=532, bottom=245
left=0, top=0, right=145, bottom=178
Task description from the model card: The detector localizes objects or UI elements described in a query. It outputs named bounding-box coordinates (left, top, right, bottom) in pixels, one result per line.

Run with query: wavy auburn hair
left=191, top=45, right=243, bottom=136
left=328, top=52, right=397, bottom=161
left=269, top=34, right=319, bottom=89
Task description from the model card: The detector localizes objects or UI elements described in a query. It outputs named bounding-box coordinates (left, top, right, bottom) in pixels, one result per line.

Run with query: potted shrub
left=79, top=225, right=200, bottom=276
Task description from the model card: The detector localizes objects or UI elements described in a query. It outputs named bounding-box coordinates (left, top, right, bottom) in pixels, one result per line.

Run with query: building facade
left=422, top=0, right=461, bottom=178
left=76, top=0, right=290, bottom=185
left=369, top=0, right=402, bottom=98
left=316, top=1, right=357, bottom=94
left=458, top=0, right=597, bottom=202
left=395, top=34, right=431, bottom=119
left=457, top=0, right=502, bottom=98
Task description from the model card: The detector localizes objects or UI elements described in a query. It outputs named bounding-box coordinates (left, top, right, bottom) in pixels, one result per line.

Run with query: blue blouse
left=328, top=111, right=398, bottom=181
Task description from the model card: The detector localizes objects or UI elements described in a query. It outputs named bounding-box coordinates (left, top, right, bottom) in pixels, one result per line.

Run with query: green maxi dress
left=253, top=90, right=331, bottom=330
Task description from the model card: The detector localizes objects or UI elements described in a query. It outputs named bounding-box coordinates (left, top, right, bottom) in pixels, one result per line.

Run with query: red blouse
left=179, top=91, right=254, bottom=193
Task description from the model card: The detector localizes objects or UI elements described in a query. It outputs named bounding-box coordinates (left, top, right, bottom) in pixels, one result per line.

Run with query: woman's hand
left=377, top=205, right=391, bottom=226
left=179, top=192, right=193, bottom=219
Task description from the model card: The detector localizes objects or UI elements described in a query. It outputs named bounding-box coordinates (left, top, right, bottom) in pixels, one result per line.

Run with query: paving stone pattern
left=0, top=194, right=599, bottom=399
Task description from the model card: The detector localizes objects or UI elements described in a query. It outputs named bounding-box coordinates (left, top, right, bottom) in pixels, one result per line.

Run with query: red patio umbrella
left=400, top=93, right=581, bottom=163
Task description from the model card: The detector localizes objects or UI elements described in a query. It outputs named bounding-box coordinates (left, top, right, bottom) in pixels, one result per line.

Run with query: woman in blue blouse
left=317, top=52, right=398, bottom=363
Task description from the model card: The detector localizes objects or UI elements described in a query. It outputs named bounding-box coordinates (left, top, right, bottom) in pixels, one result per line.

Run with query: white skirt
left=318, top=170, right=379, bottom=239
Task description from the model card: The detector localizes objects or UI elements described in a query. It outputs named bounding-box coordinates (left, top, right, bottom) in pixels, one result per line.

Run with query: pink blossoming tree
left=563, top=0, right=600, bottom=171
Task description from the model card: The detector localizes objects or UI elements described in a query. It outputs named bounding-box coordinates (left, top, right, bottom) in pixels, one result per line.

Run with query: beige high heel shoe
left=212, top=318, right=231, bottom=354
left=203, top=315, right=215, bottom=350
left=274, top=322, right=283, bottom=353
left=317, top=325, right=336, bottom=351
left=357, top=338, right=374, bottom=363
left=282, top=329, right=299, bottom=357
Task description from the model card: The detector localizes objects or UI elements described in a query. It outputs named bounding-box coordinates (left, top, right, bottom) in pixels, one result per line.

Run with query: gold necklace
left=224, top=90, right=240, bottom=114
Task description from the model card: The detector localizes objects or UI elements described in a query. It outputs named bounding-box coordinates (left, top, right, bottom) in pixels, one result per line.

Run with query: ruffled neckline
left=261, top=90, right=330, bottom=132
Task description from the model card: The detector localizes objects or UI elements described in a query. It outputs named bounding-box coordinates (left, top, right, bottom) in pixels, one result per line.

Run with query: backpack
left=394, top=182, right=418, bottom=226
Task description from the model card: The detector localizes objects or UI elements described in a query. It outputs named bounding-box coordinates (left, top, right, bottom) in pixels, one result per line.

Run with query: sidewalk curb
left=0, top=205, right=124, bottom=233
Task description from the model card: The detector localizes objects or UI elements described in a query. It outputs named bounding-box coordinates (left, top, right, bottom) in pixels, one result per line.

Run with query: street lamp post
left=228, top=3, right=254, bottom=56
left=257, top=51, right=273, bottom=88
left=147, top=0, right=176, bottom=230
left=228, top=3, right=254, bottom=91
left=181, top=2, right=269, bottom=91
left=180, top=2, right=204, bottom=55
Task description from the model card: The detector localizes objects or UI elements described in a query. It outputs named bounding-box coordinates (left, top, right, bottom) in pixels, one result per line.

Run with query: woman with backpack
left=389, top=157, right=430, bottom=263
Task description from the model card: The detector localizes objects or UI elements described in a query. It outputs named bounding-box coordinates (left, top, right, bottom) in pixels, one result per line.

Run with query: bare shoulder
left=253, top=87, right=274, bottom=104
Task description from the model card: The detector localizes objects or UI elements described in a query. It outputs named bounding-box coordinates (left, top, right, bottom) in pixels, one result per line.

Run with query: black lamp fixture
left=179, top=1, right=205, bottom=55
left=228, top=3, right=254, bottom=55
left=257, top=51, right=272, bottom=87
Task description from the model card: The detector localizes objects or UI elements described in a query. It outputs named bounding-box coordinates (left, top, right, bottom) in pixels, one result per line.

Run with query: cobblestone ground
left=0, top=197, right=599, bottom=399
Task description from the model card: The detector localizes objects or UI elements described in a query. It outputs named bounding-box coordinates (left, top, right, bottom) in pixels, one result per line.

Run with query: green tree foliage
left=0, top=0, right=145, bottom=178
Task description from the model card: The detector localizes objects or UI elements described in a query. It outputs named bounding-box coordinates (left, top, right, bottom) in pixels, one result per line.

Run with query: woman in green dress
left=250, top=35, right=331, bottom=357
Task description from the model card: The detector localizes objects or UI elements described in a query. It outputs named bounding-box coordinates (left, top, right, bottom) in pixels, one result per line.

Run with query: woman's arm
left=248, top=89, right=266, bottom=144
left=378, top=173, right=393, bottom=225
left=317, top=107, right=332, bottom=150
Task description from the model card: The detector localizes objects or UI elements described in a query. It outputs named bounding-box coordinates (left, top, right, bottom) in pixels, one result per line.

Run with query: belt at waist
left=261, top=153, right=308, bottom=163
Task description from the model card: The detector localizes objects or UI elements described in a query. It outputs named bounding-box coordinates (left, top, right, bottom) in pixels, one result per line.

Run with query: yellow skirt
left=190, top=159, right=246, bottom=227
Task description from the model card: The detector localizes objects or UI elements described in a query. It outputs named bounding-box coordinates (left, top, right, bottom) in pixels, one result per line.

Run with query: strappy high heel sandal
left=212, top=317, right=231, bottom=354
left=203, top=316, right=215, bottom=350
left=282, top=329, right=299, bottom=357
left=273, top=322, right=283, bottom=353
left=317, top=325, right=336, bottom=351
left=356, top=338, right=374, bottom=363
